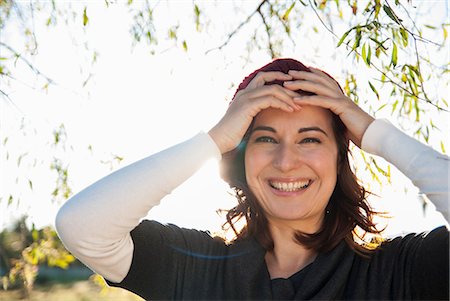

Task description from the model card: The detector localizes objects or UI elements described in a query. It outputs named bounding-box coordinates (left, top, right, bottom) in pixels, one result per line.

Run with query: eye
left=300, top=137, right=321, bottom=144
left=255, top=136, right=278, bottom=143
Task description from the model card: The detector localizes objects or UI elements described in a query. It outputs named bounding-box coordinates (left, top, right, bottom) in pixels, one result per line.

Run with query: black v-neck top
left=108, top=220, right=449, bottom=300
left=271, top=264, right=313, bottom=299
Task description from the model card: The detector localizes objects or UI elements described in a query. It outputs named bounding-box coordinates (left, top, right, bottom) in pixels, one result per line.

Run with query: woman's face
left=244, top=106, right=338, bottom=232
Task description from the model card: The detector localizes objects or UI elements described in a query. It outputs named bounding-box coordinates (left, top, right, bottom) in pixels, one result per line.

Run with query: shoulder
left=378, top=226, right=449, bottom=299
left=130, top=219, right=263, bottom=256
left=347, top=227, right=449, bottom=299
left=131, top=220, right=228, bottom=253
left=377, top=225, right=449, bottom=255
left=349, top=226, right=449, bottom=272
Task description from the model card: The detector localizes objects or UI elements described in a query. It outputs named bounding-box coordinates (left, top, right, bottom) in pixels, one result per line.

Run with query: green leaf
left=383, top=4, right=402, bottom=24
left=368, top=81, right=380, bottom=100
left=414, top=98, right=420, bottom=121
left=194, top=4, right=200, bottom=17
left=376, top=103, right=387, bottom=112
left=374, top=0, right=381, bottom=18
left=282, top=2, right=295, bottom=21
left=440, top=141, right=446, bottom=154
left=337, top=28, right=352, bottom=47
left=17, top=152, right=28, bottom=166
left=407, top=64, right=419, bottom=77
left=391, top=43, right=398, bottom=67
left=391, top=99, right=399, bottom=114
left=407, top=77, right=419, bottom=96
left=361, top=43, right=367, bottom=64
left=353, top=27, right=362, bottom=50
left=194, top=4, right=201, bottom=31
left=361, top=42, right=372, bottom=66
left=83, top=7, right=88, bottom=26
left=182, top=40, right=188, bottom=52
left=32, top=229, right=39, bottom=242
left=168, top=27, right=177, bottom=40
left=401, top=72, right=407, bottom=83
left=399, top=28, right=408, bottom=46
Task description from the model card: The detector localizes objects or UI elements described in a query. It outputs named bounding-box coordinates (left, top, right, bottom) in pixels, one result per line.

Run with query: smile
left=269, top=179, right=312, bottom=192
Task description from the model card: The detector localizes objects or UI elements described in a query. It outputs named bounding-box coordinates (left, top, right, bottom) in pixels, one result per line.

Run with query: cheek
left=244, top=148, right=270, bottom=183
left=306, top=149, right=338, bottom=179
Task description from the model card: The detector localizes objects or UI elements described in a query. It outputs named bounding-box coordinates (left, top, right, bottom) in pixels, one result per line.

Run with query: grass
left=0, top=280, right=144, bottom=301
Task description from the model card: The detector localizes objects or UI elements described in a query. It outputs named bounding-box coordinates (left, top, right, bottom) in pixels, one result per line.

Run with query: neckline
left=270, top=261, right=314, bottom=281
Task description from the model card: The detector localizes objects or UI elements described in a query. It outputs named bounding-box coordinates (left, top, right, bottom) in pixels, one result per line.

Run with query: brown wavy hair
left=219, top=58, right=381, bottom=255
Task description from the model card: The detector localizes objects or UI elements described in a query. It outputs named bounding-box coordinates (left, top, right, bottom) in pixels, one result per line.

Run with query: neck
left=265, top=223, right=318, bottom=279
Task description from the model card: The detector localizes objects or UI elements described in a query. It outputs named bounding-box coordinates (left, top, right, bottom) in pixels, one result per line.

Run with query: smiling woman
left=220, top=61, right=379, bottom=262
left=55, top=58, right=449, bottom=300
left=247, top=108, right=339, bottom=231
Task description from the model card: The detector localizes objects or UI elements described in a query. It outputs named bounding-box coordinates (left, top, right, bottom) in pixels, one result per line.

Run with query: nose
left=272, top=143, right=302, bottom=172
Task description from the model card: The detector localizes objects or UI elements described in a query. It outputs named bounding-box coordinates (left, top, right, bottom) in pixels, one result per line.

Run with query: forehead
left=253, top=106, right=334, bottom=131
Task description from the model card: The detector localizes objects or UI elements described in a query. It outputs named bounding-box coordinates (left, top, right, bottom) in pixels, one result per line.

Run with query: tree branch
left=257, top=2, right=276, bottom=58
left=0, top=42, right=55, bottom=85
left=205, top=0, right=268, bottom=55
left=271, top=2, right=297, bottom=47
left=307, top=0, right=448, bottom=112
left=388, top=0, right=441, bottom=47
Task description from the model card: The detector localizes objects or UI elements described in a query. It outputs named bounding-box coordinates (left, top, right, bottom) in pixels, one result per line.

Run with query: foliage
left=0, top=218, right=75, bottom=297
left=0, top=0, right=448, bottom=293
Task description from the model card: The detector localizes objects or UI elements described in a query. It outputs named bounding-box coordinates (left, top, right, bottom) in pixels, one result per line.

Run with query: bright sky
left=1, top=1, right=448, bottom=236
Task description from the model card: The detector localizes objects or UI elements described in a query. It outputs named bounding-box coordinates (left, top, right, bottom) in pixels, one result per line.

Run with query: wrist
left=208, top=126, right=226, bottom=154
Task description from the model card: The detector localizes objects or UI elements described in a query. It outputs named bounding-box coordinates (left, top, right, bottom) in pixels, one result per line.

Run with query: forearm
left=55, top=132, right=221, bottom=282
left=362, top=119, right=449, bottom=221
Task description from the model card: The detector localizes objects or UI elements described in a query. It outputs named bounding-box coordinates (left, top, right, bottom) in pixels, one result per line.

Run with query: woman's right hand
left=208, top=71, right=301, bottom=154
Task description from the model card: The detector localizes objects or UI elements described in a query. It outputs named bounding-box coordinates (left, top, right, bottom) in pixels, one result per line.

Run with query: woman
left=55, top=58, right=449, bottom=300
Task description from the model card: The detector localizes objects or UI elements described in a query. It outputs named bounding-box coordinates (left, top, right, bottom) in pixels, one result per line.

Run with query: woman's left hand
left=283, top=68, right=375, bottom=148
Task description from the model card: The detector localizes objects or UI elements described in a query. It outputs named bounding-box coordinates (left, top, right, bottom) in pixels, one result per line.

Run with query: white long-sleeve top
left=55, top=119, right=449, bottom=283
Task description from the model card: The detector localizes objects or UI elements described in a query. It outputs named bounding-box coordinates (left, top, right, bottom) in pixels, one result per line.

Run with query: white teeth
left=270, top=180, right=310, bottom=192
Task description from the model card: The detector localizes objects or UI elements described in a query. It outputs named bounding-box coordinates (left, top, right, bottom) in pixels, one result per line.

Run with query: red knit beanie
left=232, top=58, right=315, bottom=99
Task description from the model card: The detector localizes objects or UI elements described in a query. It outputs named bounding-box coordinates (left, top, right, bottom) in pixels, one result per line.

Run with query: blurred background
left=1, top=0, right=448, bottom=300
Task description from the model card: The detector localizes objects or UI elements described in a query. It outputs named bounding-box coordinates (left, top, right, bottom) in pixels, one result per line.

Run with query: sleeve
left=361, top=119, right=449, bottom=221
left=55, top=132, right=222, bottom=283
left=107, top=220, right=228, bottom=300
left=409, top=226, right=449, bottom=300
left=376, top=226, right=449, bottom=300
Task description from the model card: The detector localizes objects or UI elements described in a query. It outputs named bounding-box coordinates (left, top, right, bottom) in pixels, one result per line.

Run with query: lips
left=268, top=179, right=312, bottom=192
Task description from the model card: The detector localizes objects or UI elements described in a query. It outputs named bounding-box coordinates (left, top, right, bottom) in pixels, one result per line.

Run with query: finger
left=247, top=85, right=301, bottom=110
left=284, top=80, right=337, bottom=98
left=309, top=68, right=344, bottom=91
left=288, top=69, right=342, bottom=92
left=246, top=71, right=292, bottom=90
left=293, top=95, right=347, bottom=116
left=250, top=95, right=297, bottom=114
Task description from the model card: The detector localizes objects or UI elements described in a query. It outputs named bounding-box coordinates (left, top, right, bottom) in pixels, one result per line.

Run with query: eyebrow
left=252, top=125, right=329, bottom=137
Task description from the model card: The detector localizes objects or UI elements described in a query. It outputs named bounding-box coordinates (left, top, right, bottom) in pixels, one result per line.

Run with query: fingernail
left=284, top=81, right=293, bottom=85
